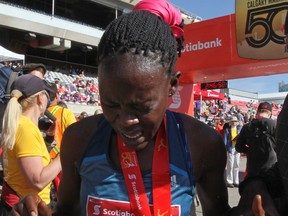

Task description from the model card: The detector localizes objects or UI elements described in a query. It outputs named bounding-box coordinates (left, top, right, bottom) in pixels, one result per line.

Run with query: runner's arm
left=195, top=129, right=230, bottom=215
left=53, top=123, right=82, bottom=215
left=180, top=115, right=230, bottom=216
left=55, top=116, right=100, bottom=215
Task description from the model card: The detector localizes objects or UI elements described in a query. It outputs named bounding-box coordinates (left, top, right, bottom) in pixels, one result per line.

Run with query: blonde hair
left=1, top=90, right=43, bottom=150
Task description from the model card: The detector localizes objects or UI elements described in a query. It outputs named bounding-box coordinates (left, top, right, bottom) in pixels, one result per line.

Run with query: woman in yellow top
left=0, top=74, right=62, bottom=214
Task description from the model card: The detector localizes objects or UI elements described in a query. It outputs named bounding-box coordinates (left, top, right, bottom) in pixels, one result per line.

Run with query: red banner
left=87, top=196, right=180, bottom=216
left=176, top=14, right=288, bottom=84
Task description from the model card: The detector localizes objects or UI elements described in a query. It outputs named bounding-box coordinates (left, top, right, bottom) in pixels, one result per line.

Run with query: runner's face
left=98, top=53, right=172, bottom=150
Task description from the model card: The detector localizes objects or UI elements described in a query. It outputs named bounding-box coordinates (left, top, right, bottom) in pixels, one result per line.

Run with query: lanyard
left=117, top=117, right=171, bottom=215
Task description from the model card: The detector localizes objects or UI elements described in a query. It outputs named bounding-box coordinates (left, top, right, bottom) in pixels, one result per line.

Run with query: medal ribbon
left=152, top=117, right=170, bottom=216
left=118, top=117, right=170, bottom=215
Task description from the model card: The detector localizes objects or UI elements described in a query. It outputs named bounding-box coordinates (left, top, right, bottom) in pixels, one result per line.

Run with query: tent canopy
left=0, top=46, right=25, bottom=62
left=193, top=83, right=225, bottom=100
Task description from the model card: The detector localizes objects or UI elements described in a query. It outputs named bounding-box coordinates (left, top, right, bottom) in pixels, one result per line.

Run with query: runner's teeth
left=123, top=132, right=141, bottom=139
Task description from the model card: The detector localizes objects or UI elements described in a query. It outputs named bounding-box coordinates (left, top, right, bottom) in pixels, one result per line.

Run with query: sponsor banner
left=177, top=17, right=232, bottom=73
left=167, top=84, right=194, bottom=116
left=236, top=0, right=288, bottom=59
left=87, top=196, right=180, bottom=216
left=175, top=14, right=288, bottom=84
left=193, top=83, right=225, bottom=100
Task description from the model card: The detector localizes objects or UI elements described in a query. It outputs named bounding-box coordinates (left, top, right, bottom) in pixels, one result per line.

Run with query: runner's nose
left=119, top=112, right=139, bottom=127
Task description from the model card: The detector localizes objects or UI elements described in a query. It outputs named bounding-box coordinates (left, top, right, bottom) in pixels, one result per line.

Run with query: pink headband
left=133, top=0, right=184, bottom=39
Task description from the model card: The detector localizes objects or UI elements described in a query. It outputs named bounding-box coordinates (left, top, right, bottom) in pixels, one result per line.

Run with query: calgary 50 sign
left=236, top=0, right=288, bottom=59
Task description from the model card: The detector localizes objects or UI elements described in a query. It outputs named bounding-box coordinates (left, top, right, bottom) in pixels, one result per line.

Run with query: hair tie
left=10, top=90, right=23, bottom=101
left=133, top=0, right=184, bottom=39
left=13, top=95, right=20, bottom=100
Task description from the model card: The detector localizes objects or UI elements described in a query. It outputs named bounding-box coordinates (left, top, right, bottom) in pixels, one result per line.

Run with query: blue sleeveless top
left=78, top=110, right=196, bottom=216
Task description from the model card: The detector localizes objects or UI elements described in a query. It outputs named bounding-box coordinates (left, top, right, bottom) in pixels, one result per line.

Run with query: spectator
left=22, top=63, right=46, bottom=79
left=194, top=101, right=201, bottom=118
left=0, top=74, right=61, bottom=213
left=0, top=62, right=48, bottom=193
left=54, top=78, right=60, bottom=88
left=77, top=111, right=88, bottom=121
left=236, top=102, right=285, bottom=214
left=76, top=79, right=85, bottom=89
left=224, top=116, right=241, bottom=188
left=236, top=102, right=276, bottom=177
left=236, top=109, right=244, bottom=130
left=47, top=83, right=76, bottom=159
left=79, top=70, right=85, bottom=78
left=73, top=77, right=80, bottom=86
left=216, top=108, right=224, bottom=118
left=250, top=115, right=256, bottom=122
left=57, top=84, right=66, bottom=94
left=215, top=117, right=225, bottom=137
left=44, top=83, right=76, bottom=197
left=244, top=112, right=250, bottom=124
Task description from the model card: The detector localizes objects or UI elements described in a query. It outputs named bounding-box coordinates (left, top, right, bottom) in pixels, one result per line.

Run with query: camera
left=38, top=110, right=56, bottom=131
left=38, top=116, right=53, bottom=131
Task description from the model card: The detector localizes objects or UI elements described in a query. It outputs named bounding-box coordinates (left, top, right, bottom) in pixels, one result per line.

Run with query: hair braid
left=98, top=10, right=178, bottom=75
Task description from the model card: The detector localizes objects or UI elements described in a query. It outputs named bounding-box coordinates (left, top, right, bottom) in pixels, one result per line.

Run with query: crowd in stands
left=0, top=61, right=101, bottom=107
left=195, top=98, right=283, bottom=129
left=45, top=70, right=101, bottom=106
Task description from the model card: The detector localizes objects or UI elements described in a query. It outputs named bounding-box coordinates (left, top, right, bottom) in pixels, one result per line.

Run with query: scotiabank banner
left=176, top=14, right=288, bottom=84
left=178, top=16, right=233, bottom=72
left=176, top=15, right=249, bottom=83
left=236, top=0, right=288, bottom=59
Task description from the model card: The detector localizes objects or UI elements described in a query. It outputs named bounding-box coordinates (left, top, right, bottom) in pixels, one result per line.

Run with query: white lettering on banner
left=208, top=92, right=219, bottom=98
left=182, top=38, right=223, bottom=53
left=93, top=205, right=101, bottom=215
left=103, top=209, right=135, bottom=216
left=87, top=196, right=181, bottom=216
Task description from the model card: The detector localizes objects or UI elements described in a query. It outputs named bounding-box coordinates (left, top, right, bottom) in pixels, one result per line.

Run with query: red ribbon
left=118, top=117, right=171, bottom=215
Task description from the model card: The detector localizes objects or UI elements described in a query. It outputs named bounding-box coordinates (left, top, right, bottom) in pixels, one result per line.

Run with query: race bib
left=87, top=196, right=181, bottom=216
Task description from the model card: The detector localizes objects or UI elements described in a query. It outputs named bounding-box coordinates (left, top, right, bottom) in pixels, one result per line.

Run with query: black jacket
left=236, top=118, right=276, bottom=153
left=236, top=118, right=277, bottom=177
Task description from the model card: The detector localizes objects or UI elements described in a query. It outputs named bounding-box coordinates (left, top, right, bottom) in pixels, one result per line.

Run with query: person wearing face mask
left=0, top=74, right=62, bottom=215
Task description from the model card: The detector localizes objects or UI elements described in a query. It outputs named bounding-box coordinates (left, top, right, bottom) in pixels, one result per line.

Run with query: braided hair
left=98, top=10, right=181, bottom=76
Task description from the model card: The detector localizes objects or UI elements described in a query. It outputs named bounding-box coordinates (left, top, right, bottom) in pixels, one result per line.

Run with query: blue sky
left=169, top=0, right=288, bottom=94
